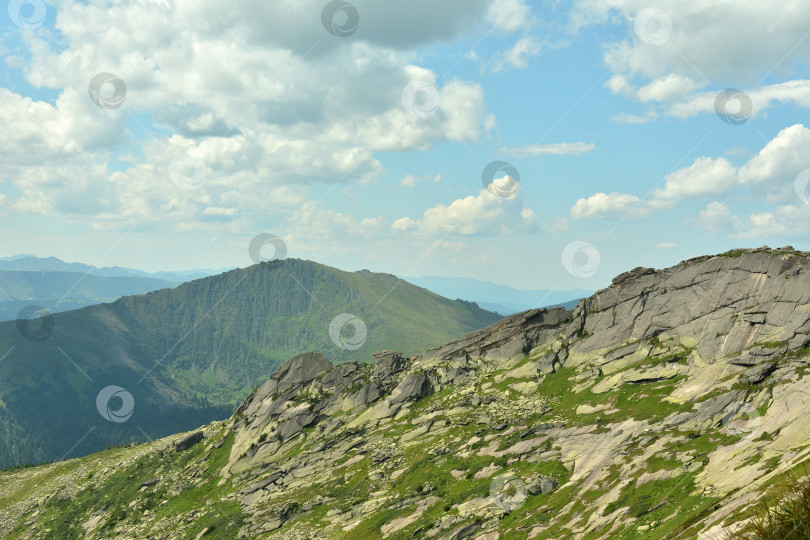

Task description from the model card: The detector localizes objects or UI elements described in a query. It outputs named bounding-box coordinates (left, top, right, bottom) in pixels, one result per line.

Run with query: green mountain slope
left=0, top=270, right=178, bottom=322
left=0, top=259, right=500, bottom=468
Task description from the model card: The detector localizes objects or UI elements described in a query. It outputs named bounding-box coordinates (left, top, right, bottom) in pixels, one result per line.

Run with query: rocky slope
left=2, top=246, right=810, bottom=539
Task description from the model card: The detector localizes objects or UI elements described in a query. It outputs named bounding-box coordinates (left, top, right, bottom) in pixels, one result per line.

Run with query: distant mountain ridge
left=0, top=255, right=228, bottom=282
left=0, top=258, right=501, bottom=467
left=404, top=275, right=590, bottom=315
left=0, top=270, right=178, bottom=323
left=0, top=255, right=231, bottom=323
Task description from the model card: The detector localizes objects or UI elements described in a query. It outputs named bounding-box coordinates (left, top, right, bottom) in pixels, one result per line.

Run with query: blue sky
left=1, top=0, right=809, bottom=291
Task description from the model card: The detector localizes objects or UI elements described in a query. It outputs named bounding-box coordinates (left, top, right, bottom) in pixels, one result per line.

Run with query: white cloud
left=636, top=74, right=705, bottom=103
left=492, top=35, right=542, bottom=72
left=576, top=0, right=810, bottom=81
left=692, top=202, right=810, bottom=238
left=391, top=217, right=418, bottom=232
left=571, top=124, right=810, bottom=220
left=400, top=187, right=537, bottom=236
left=399, top=174, right=441, bottom=188
left=692, top=201, right=740, bottom=235
left=610, top=112, right=656, bottom=124
left=667, top=80, right=810, bottom=120
left=551, top=217, right=571, bottom=232
left=650, top=157, right=737, bottom=207
left=573, top=0, right=810, bottom=118
left=656, top=242, right=676, bottom=249
left=487, top=0, right=532, bottom=32
left=1, top=0, right=498, bottom=230
left=736, top=205, right=810, bottom=237
left=485, top=0, right=544, bottom=73
left=499, top=141, right=596, bottom=158
left=570, top=192, right=644, bottom=219
left=284, top=201, right=387, bottom=251
left=738, top=124, right=810, bottom=189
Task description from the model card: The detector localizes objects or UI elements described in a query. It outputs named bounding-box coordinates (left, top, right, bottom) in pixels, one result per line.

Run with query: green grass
left=0, top=427, right=243, bottom=540
left=725, top=472, right=810, bottom=540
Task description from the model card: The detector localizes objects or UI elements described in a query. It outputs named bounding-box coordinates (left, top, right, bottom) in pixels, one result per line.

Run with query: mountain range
left=0, top=259, right=499, bottom=468
left=1, top=246, right=809, bottom=538
left=0, top=270, right=178, bottom=323
left=403, top=275, right=589, bottom=315
left=0, top=255, right=226, bottom=282
left=0, top=255, right=228, bottom=324
left=0, top=257, right=581, bottom=324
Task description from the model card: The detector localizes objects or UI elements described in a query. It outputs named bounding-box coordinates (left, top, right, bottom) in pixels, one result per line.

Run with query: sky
left=1, top=0, right=809, bottom=291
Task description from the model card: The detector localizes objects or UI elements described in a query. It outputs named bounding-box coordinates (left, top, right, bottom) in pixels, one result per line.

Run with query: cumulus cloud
left=391, top=217, right=418, bottom=232
left=485, top=0, right=545, bottom=73
left=650, top=157, right=737, bottom=207
left=692, top=202, right=740, bottom=235
left=487, top=0, right=533, bottom=32
left=666, top=80, right=810, bottom=120
left=492, top=35, right=542, bottom=72
left=692, top=202, right=810, bottom=238
left=610, top=112, right=657, bottom=124
left=499, top=142, right=595, bottom=158
left=399, top=174, right=441, bottom=188
left=284, top=201, right=387, bottom=250
left=1, top=0, right=496, bottom=230
left=571, top=124, right=810, bottom=220
left=569, top=192, right=644, bottom=219
left=397, top=184, right=537, bottom=236
left=738, top=124, right=810, bottom=192
left=578, top=0, right=810, bottom=81
left=572, top=0, right=810, bottom=118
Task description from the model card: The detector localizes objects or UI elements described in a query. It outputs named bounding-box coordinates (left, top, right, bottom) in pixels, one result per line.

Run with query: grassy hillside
left=0, top=259, right=500, bottom=468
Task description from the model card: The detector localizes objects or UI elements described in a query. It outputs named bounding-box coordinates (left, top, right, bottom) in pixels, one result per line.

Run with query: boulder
left=744, top=362, right=777, bottom=385
left=390, top=374, right=432, bottom=404
left=268, top=352, right=332, bottom=394
left=540, top=476, right=558, bottom=494
left=175, top=431, right=203, bottom=452
left=233, top=352, right=332, bottom=419
left=372, top=350, right=407, bottom=382
left=351, top=380, right=382, bottom=408
left=449, top=521, right=481, bottom=539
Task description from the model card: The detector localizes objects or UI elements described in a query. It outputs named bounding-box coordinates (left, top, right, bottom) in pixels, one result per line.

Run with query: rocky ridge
left=1, top=246, right=810, bottom=539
